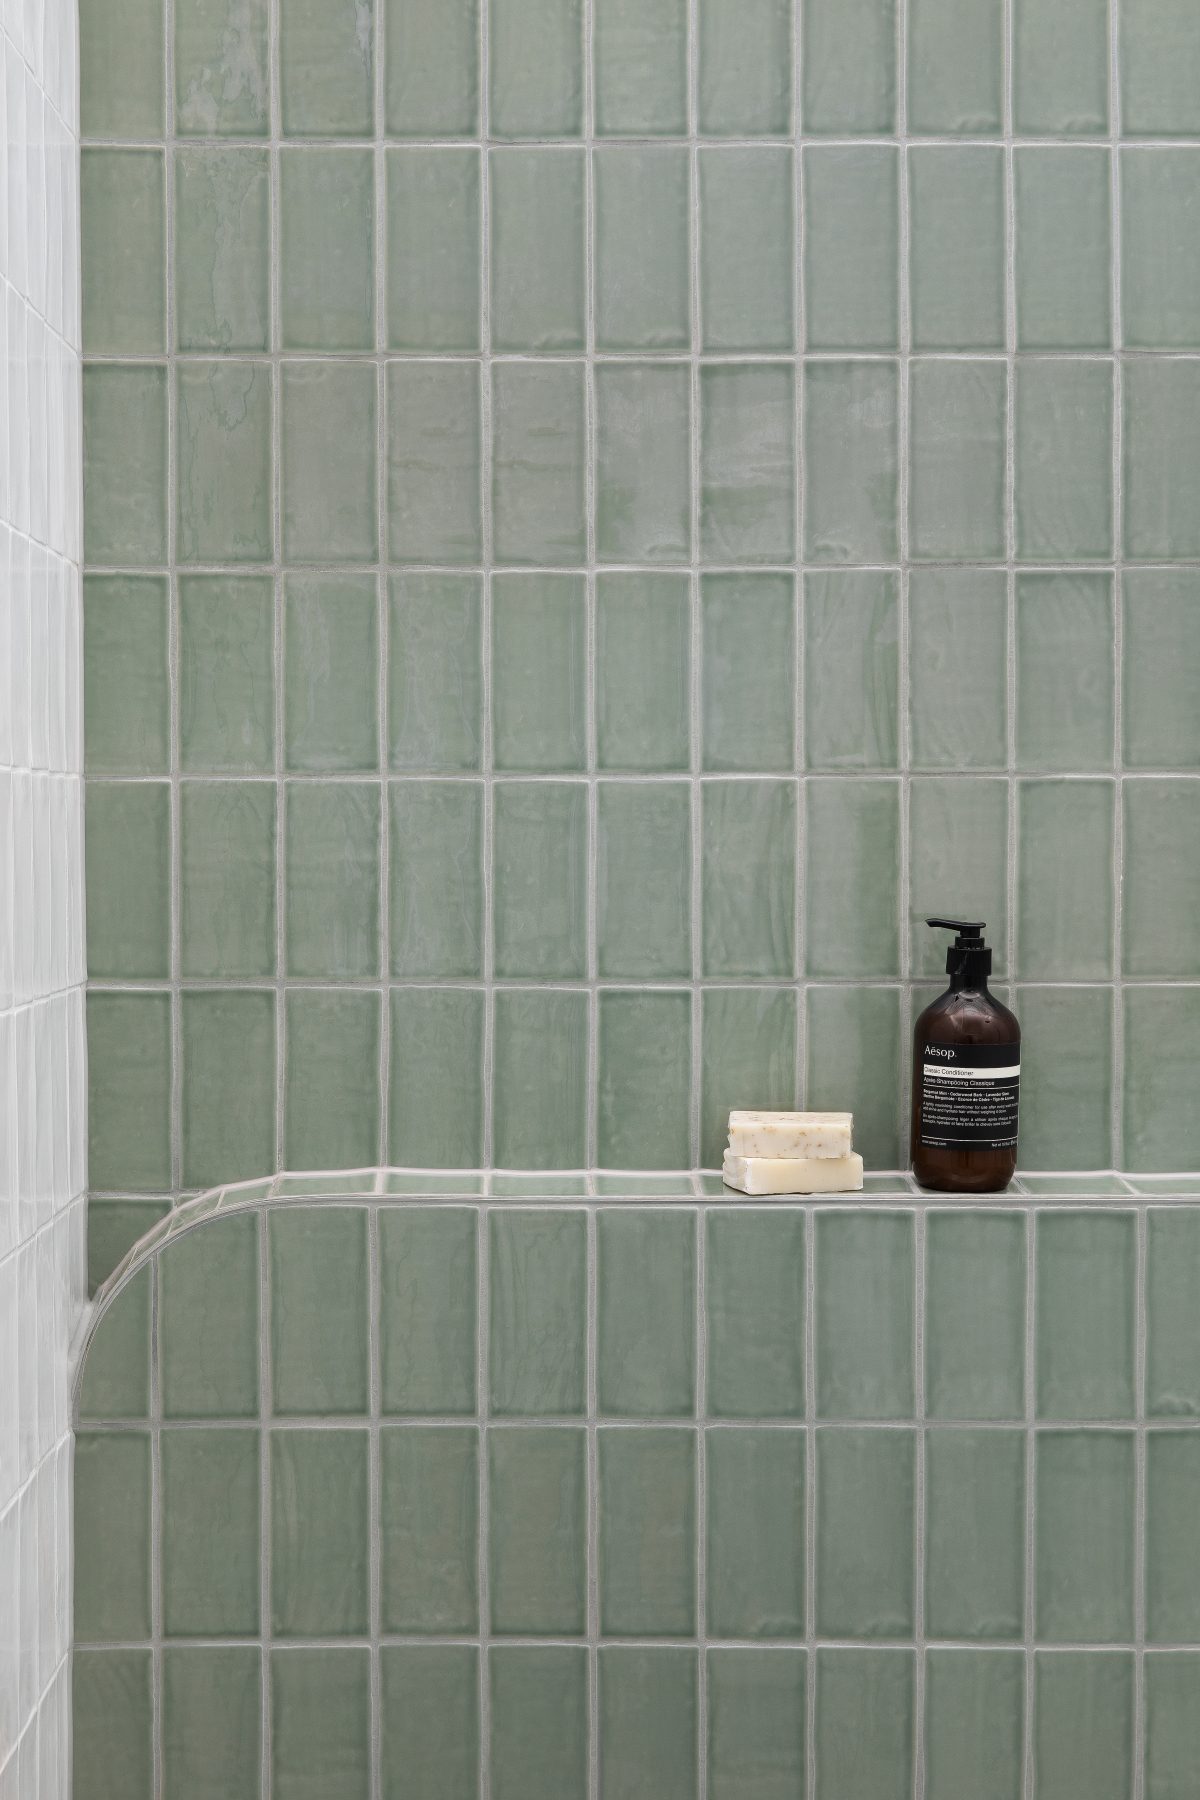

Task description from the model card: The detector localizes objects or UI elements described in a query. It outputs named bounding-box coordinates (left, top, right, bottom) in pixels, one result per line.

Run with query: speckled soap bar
left=727, top=1110, right=854, bottom=1158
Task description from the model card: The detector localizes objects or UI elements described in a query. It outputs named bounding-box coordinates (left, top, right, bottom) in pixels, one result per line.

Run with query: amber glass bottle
left=911, top=919, right=1020, bottom=1193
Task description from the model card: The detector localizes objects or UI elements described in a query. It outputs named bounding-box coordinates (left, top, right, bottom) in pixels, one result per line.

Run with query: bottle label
left=919, top=1041, right=1020, bottom=1150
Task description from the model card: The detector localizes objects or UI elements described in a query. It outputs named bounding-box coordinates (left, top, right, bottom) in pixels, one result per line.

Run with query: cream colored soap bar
left=722, top=1151, right=864, bottom=1196
left=727, top=1110, right=853, bottom=1159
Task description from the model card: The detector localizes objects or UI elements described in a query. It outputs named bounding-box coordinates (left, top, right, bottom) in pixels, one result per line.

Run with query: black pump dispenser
left=927, top=917, right=991, bottom=985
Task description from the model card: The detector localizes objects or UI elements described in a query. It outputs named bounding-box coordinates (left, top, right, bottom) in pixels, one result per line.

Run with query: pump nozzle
left=926, top=918, right=985, bottom=942
left=926, top=918, right=991, bottom=982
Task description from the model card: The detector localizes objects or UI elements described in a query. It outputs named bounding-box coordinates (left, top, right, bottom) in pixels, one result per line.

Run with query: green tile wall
left=75, top=1180, right=1200, bottom=1799
left=81, top=0, right=1200, bottom=1248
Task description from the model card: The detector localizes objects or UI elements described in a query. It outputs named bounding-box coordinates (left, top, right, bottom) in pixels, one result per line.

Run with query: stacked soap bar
left=722, top=1111, right=864, bottom=1195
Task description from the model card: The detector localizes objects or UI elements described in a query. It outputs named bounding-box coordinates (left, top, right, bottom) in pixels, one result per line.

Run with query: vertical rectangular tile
left=82, top=151, right=165, bottom=354
left=163, top=1648, right=262, bottom=1800
left=925, top=1212, right=1026, bottom=1419
left=816, top=1429, right=914, bottom=1637
left=805, top=985, right=903, bottom=1169
left=281, top=361, right=377, bottom=563
left=492, top=363, right=585, bottom=565
left=1015, top=360, right=1113, bottom=561
left=909, top=360, right=1006, bottom=559
left=1124, top=989, right=1200, bottom=1172
left=489, top=1427, right=586, bottom=1633
left=74, top=1433, right=152, bottom=1643
left=706, top=1211, right=805, bottom=1418
left=272, top=1429, right=369, bottom=1635
left=491, top=148, right=585, bottom=352
left=175, top=148, right=271, bottom=353
left=597, top=1212, right=695, bottom=1415
left=1123, top=570, right=1200, bottom=772
left=1016, top=574, right=1114, bottom=772
left=1034, top=1652, right=1133, bottom=1800
left=596, top=990, right=693, bottom=1170
left=78, top=1267, right=154, bottom=1421
left=701, top=364, right=796, bottom=563
left=160, top=1211, right=259, bottom=1418
left=701, top=780, right=796, bottom=978
left=697, top=0, right=792, bottom=134
left=1035, top=1431, right=1135, bottom=1642
left=180, top=782, right=275, bottom=978
left=280, top=0, right=374, bottom=135
left=489, top=1211, right=586, bottom=1413
left=804, top=147, right=898, bottom=351
left=1124, top=361, right=1200, bottom=560
left=1145, top=1656, right=1200, bottom=1800
left=815, top=1649, right=914, bottom=1800
left=700, top=988, right=796, bottom=1167
left=802, top=0, right=896, bottom=130
left=1148, top=1211, right=1200, bottom=1419
left=180, top=989, right=275, bottom=1189
left=488, top=0, right=583, bottom=138
left=924, top=1430, right=1024, bottom=1640
left=380, top=1427, right=478, bottom=1632
left=1036, top=1211, right=1135, bottom=1419
left=270, top=1208, right=369, bottom=1414
left=388, top=573, right=483, bottom=773
left=908, top=570, right=1007, bottom=771
left=80, top=0, right=165, bottom=137
left=384, top=0, right=479, bottom=136
left=815, top=1212, right=914, bottom=1418
left=284, top=991, right=381, bottom=1171
left=161, top=1429, right=259, bottom=1636
left=707, top=1651, right=806, bottom=1800
left=599, top=1429, right=696, bottom=1635
left=179, top=575, right=275, bottom=773
left=492, top=990, right=588, bottom=1169
left=284, top=574, right=379, bottom=774
left=1015, top=986, right=1114, bottom=1171
left=386, top=149, right=481, bottom=352
left=596, top=779, right=690, bottom=971
left=1013, top=0, right=1109, bottom=133
left=707, top=1427, right=805, bottom=1638
left=593, top=0, right=687, bottom=133
left=803, top=361, right=899, bottom=563
left=389, top=781, right=483, bottom=977
left=387, top=361, right=481, bottom=565
left=177, top=362, right=273, bottom=564
left=389, top=988, right=485, bottom=1168
left=909, top=778, right=1009, bottom=979
left=271, top=1649, right=370, bottom=1800
left=175, top=0, right=269, bottom=135
left=284, top=783, right=380, bottom=978
left=925, top=1651, right=1024, bottom=1800
left=699, top=148, right=794, bottom=353
left=1014, top=148, right=1112, bottom=349
left=490, top=1648, right=588, bottom=1800
left=73, top=1652, right=153, bottom=1800
left=594, top=147, right=690, bottom=350
left=279, top=149, right=374, bottom=350
left=702, top=573, right=796, bottom=773
left=1018, top=781, right=1114, bottom=981
left=87, top=993, right=172, bottom=1194
left=380, top=1208, right=477, bottom=1414
left=493, top=781, right=586, bottom=979
left=803, top=571, right=899, bottom=771
left=381, top=1647, right=479, bottom=1800
left=83, top=366, right=168, bottom=567
left=909, top=148, right=1005, bottom=347
left=1123, top=781, right=1200, bottom=978
left=1146, top=1435, right=1200, bottom=1642
left=595, top=573, right=691, bottom=772
left=1120, top=0, right=1200, bottom=135
left=596, top=363, right=691, bottom=564
left=85, top=783, right=170, bottom=978
left=907, top=0, right=1003, bottom=133
left=599, top=1648, right=698, bottom=1800
left=805, top=778, right=902, bottom=978
left=84, top=576, right=170, bottom=774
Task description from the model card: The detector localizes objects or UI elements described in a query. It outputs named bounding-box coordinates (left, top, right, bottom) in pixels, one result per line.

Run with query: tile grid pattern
left=0, top=0, right=85, bottom=1792
left=74, top=1184, right=1200, bottom=1800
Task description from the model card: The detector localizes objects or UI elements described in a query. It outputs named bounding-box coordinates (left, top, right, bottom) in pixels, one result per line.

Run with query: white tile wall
left=0, top=0, right=84, bottom=1791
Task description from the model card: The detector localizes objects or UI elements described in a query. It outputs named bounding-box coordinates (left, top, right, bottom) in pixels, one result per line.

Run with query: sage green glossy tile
left=272, top=1649, right=370, bottom=1800
left=806, top=986, right=903, bottom=1169
left=489, top=1211, right=586, bottom=1413
left=489, top=1425, right=582, bottom=1641
left=594, top=0, right=687, bottom=133
left=594, top=147, right=690, bottom=350
left=1018, top=781, right=1114, bottom=981
left=1035, top=1652, right=1134, bottom=1800
left=492, top=362, right=585, bottom=565
left=804, top=570, right=899, bottom=770
left=284, top=991, right=381, bottom=1170
left=161, top=1428, right=259, bottom=1636
left=177, top=362, right=272, bottom=564
left=73, top=1652, right=153, bottom=1800
left=1124, top=360, right=1200, bottom=559
left=163, top=1649, right=261, bottom=1800
left=1016, top=360, right=1113, bottom=560
left=83, top=366, right=168, bottom=567
left=272, top=1430, right=368, bottom=1635
left=282, top=361, right=377, bottom=563
left=87, top=993, right=172, bottom=1194
left=1124, top=570, right=1200, bottom=770
left=285, top=783, right=380, bottom=977
left=84, top=576, right=169, bottom=774
left=284, top=574, right=378, bottom=773
left=708, top=1653, right=805, bottom=1800
left=925, top=1651, right=1024, bottom=1800
left=270, top=1208, right=368, bottom=1413
left=802, top=0, right=896, bottom=131
left=595, top=574, right=690, bottom=772
left=79, top=1265, right=152, bottom=1418
left=175, top=149, right=270, bottom=352
left=596, top=991, right=693, bottom=1169
left=491, top=148, right=584, bottom=352
left=74, top=1432, right=151, bottom=1642
left=1147, top=1435, right=1200, bottom=1640
left=910, top=149, right=1004, bottom=347
left=907, top=0, right=1002, bottom=133
left=493, top=782, right=586, bottom=978
left=701, top=363, right=796, bottom=563
left=697, top=0, right=791, bottom=134
left=1013, top=0, right=1109, bottom=133
left=381, top=1648, right=479, bottom=1800
left=804, top=360, right=899, bottom=563
left=1015, top=149, right=1111, bottom=349
left=492, top=990, right=588, bottom=1168
left=600, top=1648, right=697, bottom=1800
left=700, top=987, right=797, bottom=1167
left=815, top=1213, right=914, bottom=1418
left=489, top=0, right=582, bottom=137
left=175, top=0, right=268, bottom=135
left=390, top=781, right=483, bottom=976
left=1016, top=574, right=1113, bottom=771
left=387, top=361, right=480, bottom=563
left=804, top=147, right=898, bottom=351
left=1124, top=781, right=1200, bottom=977
left=1120, top=0, right=1200, bottom=135
left=280, top=150, right=374, bottom=350
left=701, top=780, right=796, bottom=978
left=816, top=1429, right=913, bottom=1637
left=492, top=574, right=585, bottom=771
left=389, top=573, right=482, bottom=771
left=1148, top=1211, right=1200, bottom=1416
left=280, top=0, right=373, bottom=134
left=160, top=1213, right=259, bottom=1417
left=80, top=0, right=164, bottom=136
left=380, top=1209, right=476, bottom=1413
left=597, top=1213, right=695, bottom=1415
left=1124, top=988, right=1200, bottom=1171
left=86, top=783, right=170, bottom=979
left=925, top=1430, right=1024, bottom=1639
left=910, top=778, right=1008, bottom=979
left=389, top=988, right=485, bottom=1167
left=381, top=1426, right=477, bottom=1631
left=909, top=360, right=1005, bottom=558
left=1015, top=987, right=1113, bottom=1170
left=385, top=0, right=479, bottom=135
left=179, top=574, right=274, bottom=773
left=908, top=570, right=1006, bottom=771
left=815, top=1650, right=914, bottom=1800
left=82, top=151, right=165, bottom=354
left=706, top=1212, right=805, bottom=1417
left=180, top=782, right=275, bottom=978
left=386, top=149, right=480, bottom=351
left=925, top=1212, right=1026, bottom=1418
left=805, top=778, right=901, bottom=978
left=598, top=1430, right=688, bottom=1632
left=1036, top=1430, right=1134, bottom=1642
left=1145, top=1655, right=1200, bottom=1800
left=708, top=1428, right=804, bottom=1638
left=596, top=363, right=691, bottom=563
left=703, top=573, right=795, bottom=772
left=699, top=148, right=794, bottom=352
left=490, top=1648, right=588, bottom=1800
